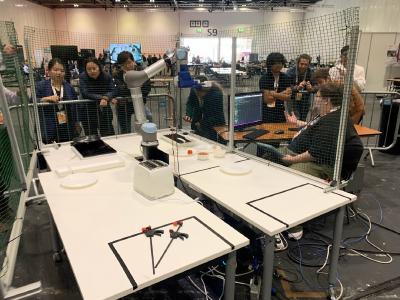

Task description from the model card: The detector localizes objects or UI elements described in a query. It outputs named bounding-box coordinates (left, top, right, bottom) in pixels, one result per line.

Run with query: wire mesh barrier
left=179, top=8, right=362, bottom=184
left=23, top=27, right=177, bottom=145
left=0, top=21, right=40, bottom=297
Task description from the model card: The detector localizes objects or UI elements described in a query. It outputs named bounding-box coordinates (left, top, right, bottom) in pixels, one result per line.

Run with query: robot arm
left=124, top=50, right=174, bottom=125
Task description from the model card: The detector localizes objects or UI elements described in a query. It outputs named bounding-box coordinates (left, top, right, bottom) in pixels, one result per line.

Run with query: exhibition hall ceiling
left=28, top=0, right=322, bottom=11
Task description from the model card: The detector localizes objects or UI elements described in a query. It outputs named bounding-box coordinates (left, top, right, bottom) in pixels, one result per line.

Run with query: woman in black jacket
left=113, top=51, right=151, bottom=134
left=183, top=76, right=225, bottom=141
left=79, top=57, right=116, bottom=136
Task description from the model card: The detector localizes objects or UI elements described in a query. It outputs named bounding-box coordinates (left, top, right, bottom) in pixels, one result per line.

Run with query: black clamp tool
left=169, top=229, right=189, bottom=240
left=142, top=226, right=164, bottom=238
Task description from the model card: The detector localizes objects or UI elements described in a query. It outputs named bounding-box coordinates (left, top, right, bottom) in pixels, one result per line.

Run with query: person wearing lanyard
left=265, top=82, right=363, bottom=181
left=259, top=52, right=292, bottom=123
left=286, top=54, right=314, bottom=121
left=35, top=58, right=79, bottom=143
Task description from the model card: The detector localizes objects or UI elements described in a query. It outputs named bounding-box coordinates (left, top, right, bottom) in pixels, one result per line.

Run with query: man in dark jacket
left=286, top=54, right=314, bottom=121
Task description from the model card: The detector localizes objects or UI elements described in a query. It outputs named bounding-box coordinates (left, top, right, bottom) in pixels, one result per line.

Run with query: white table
left=42, top=132, right=355, bottom=300
left=211, top=68, right=246, bottom=75
left=39, top=135, right=249, bottom=300
left=170, top=138, right=355, bottom=300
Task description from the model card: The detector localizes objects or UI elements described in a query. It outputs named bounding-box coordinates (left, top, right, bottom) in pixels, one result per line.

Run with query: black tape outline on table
left=179, top=158, right=249, bottom=176
left=246, top=183, right=353, bottom=228
left=108, top=216, right=235, bottom=290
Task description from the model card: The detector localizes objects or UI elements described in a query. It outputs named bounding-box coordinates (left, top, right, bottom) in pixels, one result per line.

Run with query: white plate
left=60, top=173, right=98, bottom=189
left=220, top=163, right=252, bottom=176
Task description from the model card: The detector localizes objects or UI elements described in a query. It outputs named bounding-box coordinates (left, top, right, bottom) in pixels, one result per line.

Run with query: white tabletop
left=39, top=140, right=249, bottom=300
left=211, top=68, right=246, bottom=75
left=43, top=133, right=246, bottom=177
left=182, top=158, right=356, bottom=236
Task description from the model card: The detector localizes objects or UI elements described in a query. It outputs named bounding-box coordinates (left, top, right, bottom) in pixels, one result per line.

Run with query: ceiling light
left=150, top=0, right=155, bottom=2
left=246, top=0, right=252, bottom=1
left=60, top=0, right=64, bottom=2
left=199, top=0, right=204, bottom=2
left=73, top=3, right=79, bottom=7
left=115, top=0, right=121, bottom=2
left=123, top=4, right=127, bottom=7
left=15, top=3, right=24, bottom=7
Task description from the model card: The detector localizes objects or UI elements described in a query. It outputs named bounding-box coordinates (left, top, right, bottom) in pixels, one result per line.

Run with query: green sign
left=237, top=27, right=245, bottom=33
left=196, top=28, right=203, bottom=33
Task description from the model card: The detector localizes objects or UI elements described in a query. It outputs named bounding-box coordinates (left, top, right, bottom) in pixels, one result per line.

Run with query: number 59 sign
left=207, top=29, right=218, bottom=36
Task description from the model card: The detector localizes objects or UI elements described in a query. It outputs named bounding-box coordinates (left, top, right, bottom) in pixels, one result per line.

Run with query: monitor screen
left=109, top=43, right=142, bottom=64
left=234, top=93, right=263, bottom=129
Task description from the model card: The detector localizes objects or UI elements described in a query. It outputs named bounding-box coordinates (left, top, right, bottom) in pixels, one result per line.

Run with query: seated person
left=35, top=58, right=80, bottom=143
left=113, top=51, right=152, bottom=134
left=183, top=76, right=225, bottom=141
left=79, top=57, right=116, bottom=137
left=286, top=54, right=315, bottom=121
left=259, top=52, right=292, bottom=123
left=264, top=82, right=363, bottom=181
left=311, top=67, right=364, bottom=124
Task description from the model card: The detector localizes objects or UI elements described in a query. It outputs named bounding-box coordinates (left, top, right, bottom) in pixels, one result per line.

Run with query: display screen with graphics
left=109, top=43, right=142, bottom=64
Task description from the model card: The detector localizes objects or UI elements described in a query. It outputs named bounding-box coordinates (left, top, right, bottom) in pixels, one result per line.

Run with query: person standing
left=286, top=54, right=314, bottom=121
left=35, top=58, right=80, bottom=143
left=79, top=57, right=116, bottom=136
left=259, top=52, right=292, bottom=123
left=329, top=45, right=366, bottom=91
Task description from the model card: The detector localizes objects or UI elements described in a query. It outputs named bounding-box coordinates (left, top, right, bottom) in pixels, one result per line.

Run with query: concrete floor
left=8, top=149, right=400, bottom=300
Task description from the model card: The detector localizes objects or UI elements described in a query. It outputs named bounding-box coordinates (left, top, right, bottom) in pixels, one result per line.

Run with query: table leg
left=224, top=251, right=237, bottom=300
left=261, top=235, right=274, bottom=300
left=328, top=206, right=345, bottom=298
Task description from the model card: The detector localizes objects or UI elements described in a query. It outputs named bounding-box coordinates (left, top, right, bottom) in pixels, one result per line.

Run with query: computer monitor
left=233, top=92, right=263, bottom=130
left=109, top=43, right=142, bottom=64
left=249, top=53, right=258, bottom=63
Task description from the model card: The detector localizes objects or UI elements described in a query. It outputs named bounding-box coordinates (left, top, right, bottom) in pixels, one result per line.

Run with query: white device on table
left=133, top=160, right=174, bottom=200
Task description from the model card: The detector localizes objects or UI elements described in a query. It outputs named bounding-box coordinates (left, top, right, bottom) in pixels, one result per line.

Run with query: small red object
left=142, top=226, right=151, bottom=233
left=187, top=149, right=193, bottom=155
left=173, top=220, right=183, bottom=227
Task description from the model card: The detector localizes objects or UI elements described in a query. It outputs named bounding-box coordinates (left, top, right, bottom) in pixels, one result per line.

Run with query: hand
left=298, top=80, right=306, bottom=89
left=111, top=98, right=118, bottom=105
left=100, top=99, right=108, bottom=106
left=44, top=95, right=59, bottom=103
left=285, top=111, right=298, bottom=126
left=305, top=81, right=313, bottom=91
left=281, top=155, right=293, bottom=165
left=3, top=44, right=16, bottom=56
left=263, top=90, right=275, bottom=104
left=183, top=115, right=192, bottom=122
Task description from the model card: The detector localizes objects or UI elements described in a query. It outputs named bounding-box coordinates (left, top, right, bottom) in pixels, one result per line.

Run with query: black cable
left=357, top=213, right=400, bottom=236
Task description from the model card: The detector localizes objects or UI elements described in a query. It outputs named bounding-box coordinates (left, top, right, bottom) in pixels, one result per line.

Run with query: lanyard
left=273, top=73, right=280, bottom=91
left=295, top=68, right=307, bottom=84
left=51, top=81, right=64, bottom=110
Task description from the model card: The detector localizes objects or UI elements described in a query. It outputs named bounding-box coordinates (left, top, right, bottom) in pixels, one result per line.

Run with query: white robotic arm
left=124, top=50, right=174, bottom=125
